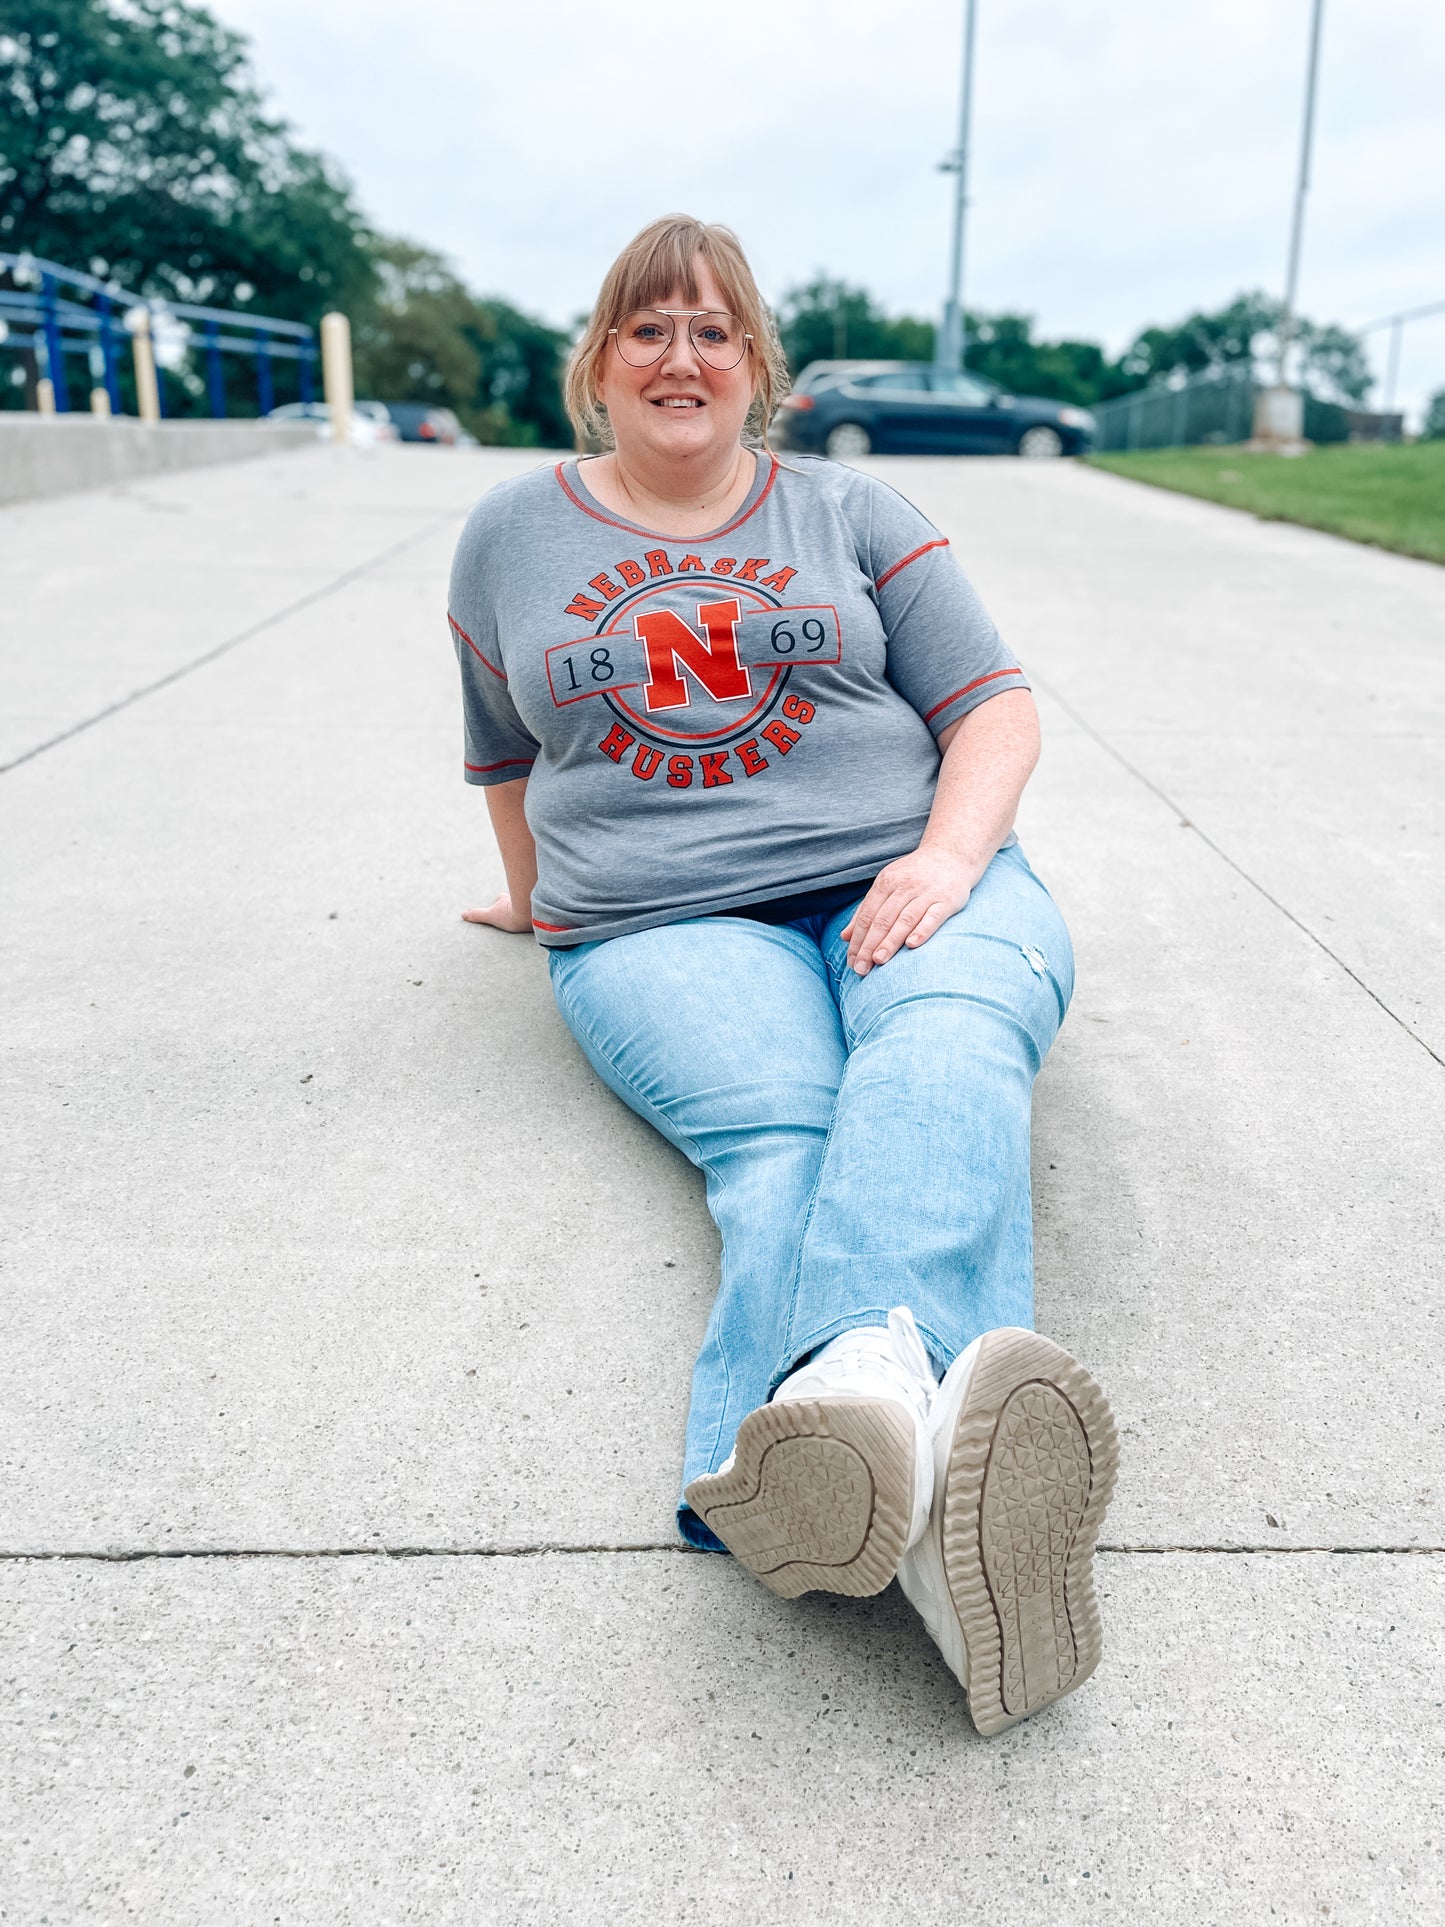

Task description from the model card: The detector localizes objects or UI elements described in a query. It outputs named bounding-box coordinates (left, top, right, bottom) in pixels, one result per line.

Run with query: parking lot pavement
left=4, top=447, right=1442, bottom=1923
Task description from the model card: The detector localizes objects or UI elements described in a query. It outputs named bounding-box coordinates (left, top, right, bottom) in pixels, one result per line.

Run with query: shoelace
left=793, top=1307, right=937, bottom=1421
left=885, top=1306, right=939, bottom=1407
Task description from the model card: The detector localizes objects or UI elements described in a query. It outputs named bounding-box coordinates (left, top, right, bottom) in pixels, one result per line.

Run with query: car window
left=930, top=372, right=996, bottom=404
left=851, top=371, right=930, bottom=395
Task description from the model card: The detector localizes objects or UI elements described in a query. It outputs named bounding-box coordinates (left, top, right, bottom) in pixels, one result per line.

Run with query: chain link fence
left=1091, top=365, right=1255, bottom=452
left=1090, top=362, right=1404, bottom=452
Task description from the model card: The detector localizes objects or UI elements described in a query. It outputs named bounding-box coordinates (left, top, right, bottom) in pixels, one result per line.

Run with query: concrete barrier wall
left=0, top=415, right=318, bottom=506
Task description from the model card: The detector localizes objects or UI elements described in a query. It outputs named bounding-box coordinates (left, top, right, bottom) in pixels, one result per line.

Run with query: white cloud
left=213, top=0, right=1445, bottom=421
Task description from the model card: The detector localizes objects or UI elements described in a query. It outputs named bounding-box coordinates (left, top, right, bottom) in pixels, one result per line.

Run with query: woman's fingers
left=462, top=895, right=514, bottom=928
left=902, top=899, right=955, bottom=948
left=846, top=884, right=909, bottom=972
left=867, top=894, right=947, bottom=965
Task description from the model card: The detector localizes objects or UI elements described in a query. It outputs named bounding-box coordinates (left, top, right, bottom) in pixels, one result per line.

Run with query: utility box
left=1252, top=384, right=1306, bottom=449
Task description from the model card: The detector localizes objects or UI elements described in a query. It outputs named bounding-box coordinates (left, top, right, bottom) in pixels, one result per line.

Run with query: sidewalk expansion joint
left=1033, top=672, right=1445, bottom=1071
left=0, top=508, right=469, bottom=778
left=2, top=1543, right=1442, bottom=1564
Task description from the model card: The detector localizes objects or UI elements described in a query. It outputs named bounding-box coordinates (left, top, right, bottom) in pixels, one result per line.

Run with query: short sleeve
left=861, top=477, right=1029, bottom=737
left=448, top=503, right=540, bottom=787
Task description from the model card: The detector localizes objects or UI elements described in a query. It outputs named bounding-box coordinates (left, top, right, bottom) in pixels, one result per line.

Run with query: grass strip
left=1088, top=442, right=1445, bottom=566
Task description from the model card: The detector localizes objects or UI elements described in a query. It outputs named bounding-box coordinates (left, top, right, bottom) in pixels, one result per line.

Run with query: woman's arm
left=843, top=687, right=1040, bottom=976
left=462, top=776, right=537, bottom=932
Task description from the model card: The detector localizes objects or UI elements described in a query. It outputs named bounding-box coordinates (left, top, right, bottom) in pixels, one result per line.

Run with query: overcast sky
left=212, top=0, right=1445, bottom=422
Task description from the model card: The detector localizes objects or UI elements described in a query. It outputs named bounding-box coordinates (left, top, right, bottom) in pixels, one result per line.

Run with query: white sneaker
left=898, top=1328, right=1119, bottom=1736
left=684, top=1308, right=938, bottom=1600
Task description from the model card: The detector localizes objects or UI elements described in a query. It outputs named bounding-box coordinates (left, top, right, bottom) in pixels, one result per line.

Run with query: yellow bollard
left=320, top=311, right=353, bottom=445
left=90, top=387, right=112, bottom=418
left=131, top=311, right=161, bottom=423
left=36, top=377, right=55, bottom=415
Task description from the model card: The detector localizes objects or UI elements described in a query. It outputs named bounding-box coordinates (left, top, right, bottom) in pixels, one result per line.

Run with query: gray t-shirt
left=449, top=452, right=1028, bottom=946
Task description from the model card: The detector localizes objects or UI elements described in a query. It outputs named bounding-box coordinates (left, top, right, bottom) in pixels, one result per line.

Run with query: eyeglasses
left=609, top=309, right=752, bottom=371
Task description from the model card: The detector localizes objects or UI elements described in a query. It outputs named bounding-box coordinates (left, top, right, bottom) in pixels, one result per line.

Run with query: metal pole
left=1384, top=317, right=1403, bottom=413
left=206, top=321, right=226, bottom=418
left=255, top=328, right=273, bottom=417
left=936, top=0, right=978, bottom=373
left=40, top=271, right=70, bottom=412
left=1277, top=0, right=1325, bottom=385
left=97, top=294, right=122, bottom=414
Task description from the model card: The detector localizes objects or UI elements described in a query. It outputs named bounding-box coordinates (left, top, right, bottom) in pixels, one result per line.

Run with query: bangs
left=614, top=231, right=703, bottom=316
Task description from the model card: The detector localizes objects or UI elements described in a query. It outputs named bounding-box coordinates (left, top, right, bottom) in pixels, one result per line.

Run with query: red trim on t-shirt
left=466, top=758, right=535, bottom=773
left=532, top=918, right=573, bottom=933
left=922, top=665, right=1024, bottom=724
left=875, top=538, right=950, bottom=591
left=553, top=456, right=779, bottom=541
left=449, top=614, right=505, bottom=681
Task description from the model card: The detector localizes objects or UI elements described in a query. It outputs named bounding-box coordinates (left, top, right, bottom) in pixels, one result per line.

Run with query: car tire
left=825, top=422, right=873, bottom=459
left=1017, top=424, right=1065, bottom=459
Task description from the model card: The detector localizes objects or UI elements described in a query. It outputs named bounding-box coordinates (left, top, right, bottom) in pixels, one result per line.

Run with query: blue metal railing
left=0, top=253, right=317, bottom=417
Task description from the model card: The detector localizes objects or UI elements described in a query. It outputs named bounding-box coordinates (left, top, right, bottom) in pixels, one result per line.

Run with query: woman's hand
left=843, top=691, right=1041, bottom=976
left=842, top=848, right=980, bottom=976
left=462, top=893, right=533, bottom=933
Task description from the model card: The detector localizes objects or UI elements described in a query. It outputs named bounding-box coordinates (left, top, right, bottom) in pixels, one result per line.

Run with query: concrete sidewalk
left=3, top=447, right=1441, bottom=1923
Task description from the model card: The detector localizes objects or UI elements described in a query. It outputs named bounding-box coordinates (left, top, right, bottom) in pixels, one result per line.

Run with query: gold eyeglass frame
left=608, top=309, right=753, bottom=371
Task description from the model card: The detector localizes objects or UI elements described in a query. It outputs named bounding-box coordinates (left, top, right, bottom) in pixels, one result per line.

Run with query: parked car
left=376, top=402, right=469, bottom=445
left=772, top=362, right=1095, bottom=459
left=265, top=401, right=398, bottom=448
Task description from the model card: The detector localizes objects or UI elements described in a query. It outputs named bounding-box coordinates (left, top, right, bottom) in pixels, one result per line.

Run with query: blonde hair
left=565, top=215, right=790, bottom=449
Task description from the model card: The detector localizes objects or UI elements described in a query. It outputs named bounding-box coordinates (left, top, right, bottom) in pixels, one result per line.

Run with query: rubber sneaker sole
left=683, top=1398, right=916, bottom=1599
left=940, top=1329, right=1118, bottom=1736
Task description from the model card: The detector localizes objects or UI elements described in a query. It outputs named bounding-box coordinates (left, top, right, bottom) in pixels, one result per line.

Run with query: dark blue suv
left=772, top=361, right=1095, bottom=459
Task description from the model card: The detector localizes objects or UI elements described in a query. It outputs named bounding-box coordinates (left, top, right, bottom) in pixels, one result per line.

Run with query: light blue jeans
left=547, top=843, right=1074, bottom=1550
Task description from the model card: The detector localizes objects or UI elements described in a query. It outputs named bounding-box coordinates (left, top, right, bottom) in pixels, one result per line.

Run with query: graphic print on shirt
left=550, top=547, right=840, bottom=787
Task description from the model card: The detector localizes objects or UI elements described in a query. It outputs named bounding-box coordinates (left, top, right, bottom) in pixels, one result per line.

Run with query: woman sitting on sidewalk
left=451, top=215, right=1117, bottom=1737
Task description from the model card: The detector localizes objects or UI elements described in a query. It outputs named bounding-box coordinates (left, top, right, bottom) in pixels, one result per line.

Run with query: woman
left=451, top=216, right=1116, bottom=1737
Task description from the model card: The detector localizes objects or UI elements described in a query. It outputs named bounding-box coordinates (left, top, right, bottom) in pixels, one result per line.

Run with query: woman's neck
left=581, top=443, right=758, bottom=538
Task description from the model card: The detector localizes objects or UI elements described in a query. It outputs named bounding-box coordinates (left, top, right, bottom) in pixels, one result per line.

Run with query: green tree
left=0, top=0, right=375, bottom=321
left=352, top=239, right=569, bottom=446
left=1423, top=390, right=1445, bottom=440
left=960, top=311, right=1127, bottom=405
left=777, top=276, right=934, bottom=373
left=1118, top=292, right=1370, bottom=405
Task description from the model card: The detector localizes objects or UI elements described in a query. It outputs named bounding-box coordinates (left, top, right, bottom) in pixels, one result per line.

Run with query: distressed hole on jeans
left=1020, top=945, right=1048, bottom=977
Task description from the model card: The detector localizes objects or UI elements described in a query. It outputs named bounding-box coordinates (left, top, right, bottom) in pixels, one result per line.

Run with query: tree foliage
left=1119, top=291, right=1371, bottom=405
left=352, top=239, right=569, bottom=446
left=1423, top=390, right=1445, bottom=441
left=776, top=276, right=934, bottom=371
left=777, top=278, right=1372, bottom=411
left=0, top=1, right=570, bottom=441
left=0, top=0, right=376, bottom=321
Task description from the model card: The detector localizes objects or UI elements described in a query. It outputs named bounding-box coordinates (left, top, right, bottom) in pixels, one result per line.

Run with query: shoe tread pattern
left=685, top=1398, right=914, bottom=1600
left=940, top=1331, right=1118, bottom=1736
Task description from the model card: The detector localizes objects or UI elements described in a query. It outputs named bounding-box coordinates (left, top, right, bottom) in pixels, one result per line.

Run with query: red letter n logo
left=634, top=599, right=752, bottom=713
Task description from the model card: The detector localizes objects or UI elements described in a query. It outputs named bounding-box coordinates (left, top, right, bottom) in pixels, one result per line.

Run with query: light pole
left=1358, top=299, right=1445, bottom=415
left=935, top=0, right=979, bottom=375
left=1276, top=0, right=1326, bottom=387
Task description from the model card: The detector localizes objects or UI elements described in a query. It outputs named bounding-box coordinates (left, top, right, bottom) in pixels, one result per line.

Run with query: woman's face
left=596, top=258, right=756, bottom=470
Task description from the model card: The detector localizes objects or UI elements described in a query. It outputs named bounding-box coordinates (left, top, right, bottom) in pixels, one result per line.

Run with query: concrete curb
left=0, top=414, right=317, bottom=505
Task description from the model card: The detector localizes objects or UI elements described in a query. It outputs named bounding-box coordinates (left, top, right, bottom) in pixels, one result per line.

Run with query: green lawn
left=1088, top=441, right=1445, bottom=566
